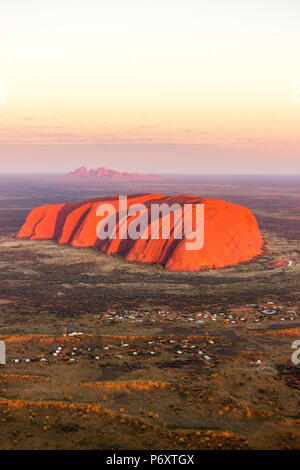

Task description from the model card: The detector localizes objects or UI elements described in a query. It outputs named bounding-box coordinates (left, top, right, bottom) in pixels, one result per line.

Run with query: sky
left=0, top=0, right=300, bottom=174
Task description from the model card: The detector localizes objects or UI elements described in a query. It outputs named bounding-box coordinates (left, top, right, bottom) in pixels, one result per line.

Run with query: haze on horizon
left=0, top=0, right=300, bottom=174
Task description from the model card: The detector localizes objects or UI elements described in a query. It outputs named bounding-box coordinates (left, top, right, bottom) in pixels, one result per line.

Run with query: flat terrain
left=0, top=174, right=299, bottom=449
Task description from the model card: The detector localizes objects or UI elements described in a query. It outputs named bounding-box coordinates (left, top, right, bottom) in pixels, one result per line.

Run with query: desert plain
left=0, top=174, right=299, bottom=450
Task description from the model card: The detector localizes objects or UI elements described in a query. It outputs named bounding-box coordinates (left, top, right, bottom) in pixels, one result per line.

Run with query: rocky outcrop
left=16, top=194, right=263, bottom=271
left=66, top=166, right=157, bottom=180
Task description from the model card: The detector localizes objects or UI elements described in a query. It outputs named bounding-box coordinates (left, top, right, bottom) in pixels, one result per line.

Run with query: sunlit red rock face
left=16, top=193, right=263, bottom=271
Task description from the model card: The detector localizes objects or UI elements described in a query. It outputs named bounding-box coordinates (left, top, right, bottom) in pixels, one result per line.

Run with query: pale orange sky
left=0, top=0, right=300, bottom=173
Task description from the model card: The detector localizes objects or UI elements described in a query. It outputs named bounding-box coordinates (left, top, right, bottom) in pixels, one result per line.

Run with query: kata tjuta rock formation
left=16, top=193, right=263, bottom=271
left=66, top=166, right=158, bottom=180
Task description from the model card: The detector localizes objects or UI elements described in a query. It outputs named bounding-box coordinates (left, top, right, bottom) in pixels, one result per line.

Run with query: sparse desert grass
left=0, top=175, right=299, bottom=449
left=0, top=320, right=300, bottom=449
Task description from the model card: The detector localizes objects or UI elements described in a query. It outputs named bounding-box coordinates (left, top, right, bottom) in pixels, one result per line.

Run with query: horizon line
left=0, top=172, right=299, bottom=177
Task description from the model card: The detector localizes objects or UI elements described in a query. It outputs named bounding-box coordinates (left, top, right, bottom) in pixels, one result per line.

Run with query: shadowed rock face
left=16, top=193, right=263, bottom=271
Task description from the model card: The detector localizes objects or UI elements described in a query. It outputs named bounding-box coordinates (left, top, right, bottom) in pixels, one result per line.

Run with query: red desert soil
left=16, top=193, right=263, bottom=271
left=66, top=166, right=157, bottom=179
left=266, top=260, right=289, bottom=268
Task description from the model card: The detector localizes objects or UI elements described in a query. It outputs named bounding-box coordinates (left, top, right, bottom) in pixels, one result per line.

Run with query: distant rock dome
left=65, top=166, right=158, bottom=180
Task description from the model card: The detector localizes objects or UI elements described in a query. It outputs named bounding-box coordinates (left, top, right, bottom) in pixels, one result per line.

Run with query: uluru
left=16, top=193, right=263, bottom=271
left=65, top=166, right=158, bottom=180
